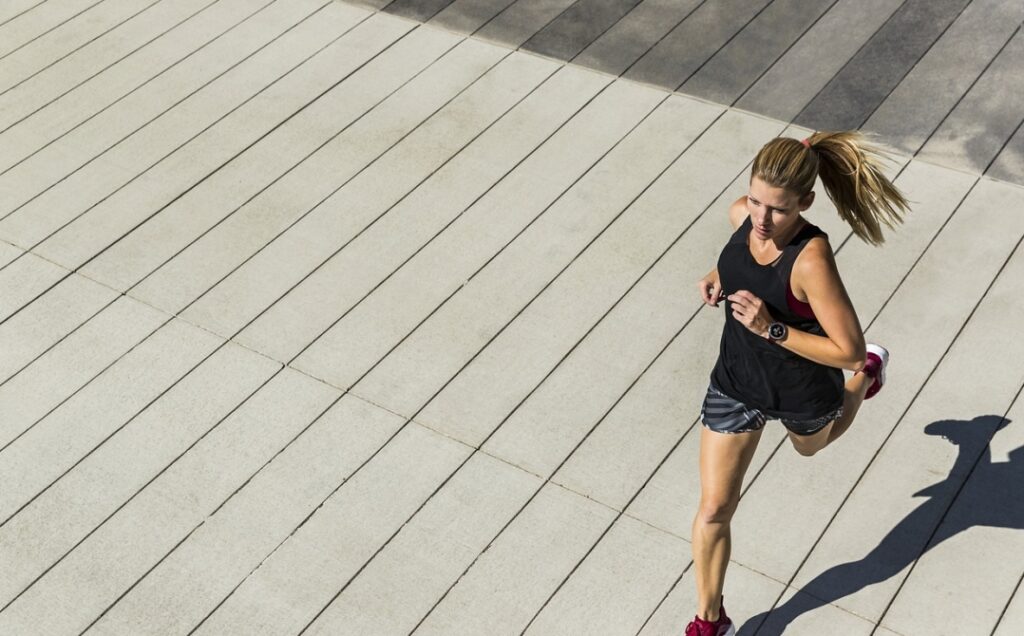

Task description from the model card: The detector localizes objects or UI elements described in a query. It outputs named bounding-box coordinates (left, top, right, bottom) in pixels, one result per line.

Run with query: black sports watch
left=767, top=322, right=788, bottom=342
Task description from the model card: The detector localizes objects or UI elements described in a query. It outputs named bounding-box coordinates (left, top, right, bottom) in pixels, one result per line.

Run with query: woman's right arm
left=698, top=197, right=748, bottom=306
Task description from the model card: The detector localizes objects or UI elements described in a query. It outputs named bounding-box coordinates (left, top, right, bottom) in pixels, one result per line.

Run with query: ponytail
left=751, top=131, right=910, bottom=246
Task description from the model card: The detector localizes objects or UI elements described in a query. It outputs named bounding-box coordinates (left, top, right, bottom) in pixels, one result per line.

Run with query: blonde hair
left=751, top=131, right=910, bottom=245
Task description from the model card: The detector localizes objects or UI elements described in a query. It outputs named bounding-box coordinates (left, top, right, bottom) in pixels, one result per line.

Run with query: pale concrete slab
left=0, top=295, right=167, bottom=448
left=0, top=0, right=275, bottom=173
left=0, top=266, right=116, bottom=386
left=414, top=94, right=724, bottom=449
left=301, top=79, right=661, bottom=397
left=480, top=111, right=782, bottom=474
left=230, top=61, right=597, bottom=365
left=413, top=483, right=617, bottom=635
left=773, top=178, right=1024, bottom=624
left=83, top=20, right=467, bottom=297
left=525, top=515, right=685, bottom=634
left=0, top=251, right=67, bottom=322
left=0, top=1, right=48, bottom=28
left=0, top=0, right=325, bottom=210
left=0, top=0, right=351, bottom=228
left=0, top=0, right=212, bottom=131
left=0, top=318, right=221, bottom=522
left=289, top=80, right=679, bottom=392
left=639, top=559, right=785, bottom=636
left=353, top=92, right=717, bottom=422
left=573, top=0, right=703, bottom=78
left=0, top=0, right=157, bottom=93
left=134, top=34, right=517, bottom=316
left=91, top=417, right=457, bottom=635
left=0, top=342, right=281, bottom=631
left=0, top=0, right=105, bottom=59
left=281, top=453, right=538, bottom=635
left=54, top=12, right=412, bottom=285
left=0, top=368, right=338, bottom=634
left=919, top=28, right=1024, bottom=178
left=734, top=0, right=904, bottom=123
left=0, top=239, right=21, bottom=268
left=863, top=0, right=1024, bottom=156
left=0, top=2, right=372, bottom=253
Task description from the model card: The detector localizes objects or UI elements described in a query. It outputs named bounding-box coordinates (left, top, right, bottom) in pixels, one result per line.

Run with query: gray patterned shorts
left=700, top=384, right=843, bottom=437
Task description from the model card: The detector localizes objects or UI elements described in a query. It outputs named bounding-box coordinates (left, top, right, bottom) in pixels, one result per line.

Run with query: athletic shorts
left=700, top=384, right=843, bottom=437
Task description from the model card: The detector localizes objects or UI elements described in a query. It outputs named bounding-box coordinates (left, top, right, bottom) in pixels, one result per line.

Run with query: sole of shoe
left=865, top=343, right=889, bottom=398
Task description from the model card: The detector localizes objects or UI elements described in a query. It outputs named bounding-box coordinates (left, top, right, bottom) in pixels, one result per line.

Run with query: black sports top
left=710, top=216, right=844, bottom=420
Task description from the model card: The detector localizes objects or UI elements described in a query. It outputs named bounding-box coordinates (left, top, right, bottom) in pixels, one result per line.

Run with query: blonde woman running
left=686, top=132, right=910, bottom=636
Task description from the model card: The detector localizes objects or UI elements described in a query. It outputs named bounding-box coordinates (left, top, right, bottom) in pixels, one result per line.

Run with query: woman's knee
left=697, top=496, right=739, bottom=525
left=790, top=437, right=822, bottom=456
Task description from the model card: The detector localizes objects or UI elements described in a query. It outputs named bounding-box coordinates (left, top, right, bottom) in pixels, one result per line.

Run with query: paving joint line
left=0, top=0, right=165, bottom=100
left=121, top=28, right=483, bottom=299
left=0, top=0, right=328, bottom=227
left=0, top=0, right=48, bottom=30
left=0, top=7, right=381, bottom=322
left=0, top=0, right=108, bottom=64
left=0, top=0, right=286, bottom=179
left=0, top=0, right=217, bottom=134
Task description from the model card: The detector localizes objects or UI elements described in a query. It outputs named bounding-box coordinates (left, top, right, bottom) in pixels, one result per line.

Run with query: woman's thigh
left=698, top=426, right=764, bottom=512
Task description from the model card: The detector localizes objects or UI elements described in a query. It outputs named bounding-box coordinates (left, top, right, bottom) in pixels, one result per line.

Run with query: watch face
left=769, top=323, right=786, bottom=340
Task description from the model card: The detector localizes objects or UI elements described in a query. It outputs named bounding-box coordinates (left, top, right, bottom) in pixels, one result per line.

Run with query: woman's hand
left=698, top=269, right=723, bottom=307
left=727, top=290, right=774, bottom=338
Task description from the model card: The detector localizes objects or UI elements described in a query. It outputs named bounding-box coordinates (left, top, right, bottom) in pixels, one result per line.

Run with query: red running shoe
left=685, top=597, right=736, bottom=636
left=862, top=344, right=889, bottom=400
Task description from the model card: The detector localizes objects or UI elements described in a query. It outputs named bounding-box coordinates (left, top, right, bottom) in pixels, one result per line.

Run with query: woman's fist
left=698, top=271, right=723, bottom=307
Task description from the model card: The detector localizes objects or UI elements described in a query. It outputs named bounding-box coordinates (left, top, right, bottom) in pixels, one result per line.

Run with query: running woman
left=686, top=132, right=910, bottom=636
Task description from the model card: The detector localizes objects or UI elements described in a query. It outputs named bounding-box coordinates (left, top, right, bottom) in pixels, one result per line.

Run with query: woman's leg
left=787, top=371, right=872, bottom=456
left=693, top=425, right=763, bottom=621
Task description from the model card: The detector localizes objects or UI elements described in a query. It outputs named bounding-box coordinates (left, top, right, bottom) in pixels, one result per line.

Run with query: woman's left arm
left=728, top=239, right=867, bottom=371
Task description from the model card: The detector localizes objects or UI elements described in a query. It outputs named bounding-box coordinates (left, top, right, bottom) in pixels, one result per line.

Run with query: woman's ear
left=799, top=190, right=815, bottom=210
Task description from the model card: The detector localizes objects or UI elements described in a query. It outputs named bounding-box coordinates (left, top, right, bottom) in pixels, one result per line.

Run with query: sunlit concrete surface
left=0, top=1, right=1022, bottom=634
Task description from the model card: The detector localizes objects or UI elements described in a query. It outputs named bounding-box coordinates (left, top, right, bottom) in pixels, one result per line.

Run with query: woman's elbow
left=843, top=342, right=867, bottom=372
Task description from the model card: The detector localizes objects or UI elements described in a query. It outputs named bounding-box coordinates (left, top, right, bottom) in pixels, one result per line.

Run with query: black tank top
left=710, top=216, right=844, bottom=420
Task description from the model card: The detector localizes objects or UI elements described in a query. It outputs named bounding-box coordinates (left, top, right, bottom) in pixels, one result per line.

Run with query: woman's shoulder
left=792, top=234, right=838, bottom=283
left=728, top=196, right=748, bottom=230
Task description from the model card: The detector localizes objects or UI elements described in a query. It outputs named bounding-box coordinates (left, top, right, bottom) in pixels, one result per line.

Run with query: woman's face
left=746, top=176, right=813, bottom=241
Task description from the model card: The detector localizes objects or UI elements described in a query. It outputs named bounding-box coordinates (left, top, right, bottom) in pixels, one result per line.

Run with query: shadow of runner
left=737, top=415, right=1021, bottom=635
